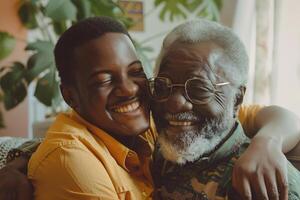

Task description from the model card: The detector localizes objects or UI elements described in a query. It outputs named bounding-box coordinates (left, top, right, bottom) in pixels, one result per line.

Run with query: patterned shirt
left=153, top=121, right=300, bottom=200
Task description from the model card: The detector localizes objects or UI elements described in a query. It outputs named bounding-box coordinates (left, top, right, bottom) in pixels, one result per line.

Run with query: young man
left=151, top=19, right=300, bottom=199
left=0, top=17, right=299, bottom=200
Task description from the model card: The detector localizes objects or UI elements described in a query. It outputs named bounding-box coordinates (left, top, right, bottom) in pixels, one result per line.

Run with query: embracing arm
left=234, top=105, right=300, bottom=200
left=245, top=105, right=300, bottom=153
left=0, top=157, right=33, bottom=200
left=0, top=139, right=41, bottom=200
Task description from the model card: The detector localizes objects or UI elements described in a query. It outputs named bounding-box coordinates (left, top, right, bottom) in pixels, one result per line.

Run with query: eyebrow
left=88, top=60, right=142, bottom=79
left=127, top=60, right=142, bottom=68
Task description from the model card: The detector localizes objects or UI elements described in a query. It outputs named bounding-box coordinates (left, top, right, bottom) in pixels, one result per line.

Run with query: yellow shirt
left=28, top=105, right=261, bottom=200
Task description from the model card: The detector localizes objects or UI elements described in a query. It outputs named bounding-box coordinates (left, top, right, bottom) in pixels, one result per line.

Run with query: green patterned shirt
left=153, top=121, right=300, bottom=200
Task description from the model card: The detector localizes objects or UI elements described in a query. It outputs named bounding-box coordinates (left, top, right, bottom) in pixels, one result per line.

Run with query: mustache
left=164, top=111, right=201, bottom=121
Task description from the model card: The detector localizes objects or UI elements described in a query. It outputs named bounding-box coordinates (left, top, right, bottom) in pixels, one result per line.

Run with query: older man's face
left=151, top=41, right=238, bottom=164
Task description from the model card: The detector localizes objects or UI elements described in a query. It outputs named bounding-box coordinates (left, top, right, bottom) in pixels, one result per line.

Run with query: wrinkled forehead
left=158, top=41, right=226, bottom=81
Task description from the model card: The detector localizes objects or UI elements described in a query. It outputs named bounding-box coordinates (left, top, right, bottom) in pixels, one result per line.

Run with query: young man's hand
left=0, top=157, right=33, bottom=200
left=232, top=136, right=288, bottom=200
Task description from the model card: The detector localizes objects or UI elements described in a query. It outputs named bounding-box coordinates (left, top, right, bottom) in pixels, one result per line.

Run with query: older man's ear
left=235, top=86, right=246, bottom=106
left=234, top=86, right=246, bottom=116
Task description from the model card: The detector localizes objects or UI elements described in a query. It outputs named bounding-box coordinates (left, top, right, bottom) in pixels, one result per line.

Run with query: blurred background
left=0, top=0, right=299, bottom=138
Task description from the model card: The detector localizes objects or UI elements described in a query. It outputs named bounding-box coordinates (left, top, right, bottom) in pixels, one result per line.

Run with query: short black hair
left=54, top=16, right=132, bottom=85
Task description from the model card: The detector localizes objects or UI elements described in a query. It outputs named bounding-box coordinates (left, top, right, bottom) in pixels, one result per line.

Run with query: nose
left=164, top=88, right=193, bottom=113
left=114, top=78, right=139, bottom=98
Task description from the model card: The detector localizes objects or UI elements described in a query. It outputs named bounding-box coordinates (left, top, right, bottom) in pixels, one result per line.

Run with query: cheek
left=149, top=100, right=163, bottom=120
left=87, top=88, right=111, bottom=110
left=135, top=79, right=148, bottom=94
left=135, top=79, right=151, bottom=105
left=195, top=90, right=228, bottom=117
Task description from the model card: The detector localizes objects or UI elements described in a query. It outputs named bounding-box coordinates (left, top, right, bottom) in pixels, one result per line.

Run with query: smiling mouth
left=112, top=101, right=140, bottom=113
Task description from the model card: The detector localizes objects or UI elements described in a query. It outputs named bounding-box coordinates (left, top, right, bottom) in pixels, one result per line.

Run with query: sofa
left=0, top=137, right=30, bottom=169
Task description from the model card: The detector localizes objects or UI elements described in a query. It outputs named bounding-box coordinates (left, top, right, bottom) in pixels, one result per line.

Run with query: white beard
left=157, top=99, right=236, bottom=165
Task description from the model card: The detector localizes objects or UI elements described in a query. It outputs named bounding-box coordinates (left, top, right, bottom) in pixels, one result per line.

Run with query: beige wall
left=220, top=0, right=237, bottom=27
left=0, top=0, right=29, bottom=137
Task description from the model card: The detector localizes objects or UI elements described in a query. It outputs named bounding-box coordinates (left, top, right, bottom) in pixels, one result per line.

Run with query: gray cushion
left=0, top=137, right=29, bottom=169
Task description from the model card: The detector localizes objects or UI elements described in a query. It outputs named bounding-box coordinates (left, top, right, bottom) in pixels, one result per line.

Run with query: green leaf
left=89, top=0, right=122, bottom=17
left=0, top=94, right=4, bottom=127
left=0, top=61, right=27, bottom=110
left=3, top=82, right=27, bottom=110
left=0, top=109, right=5, bottom=128
left=52, top=21, right=68, bottom=35
left=25, top=41, right=55, bottom=83
left=117, top=16, right=135, bottom=29
left=45, top=0, right=77, bottom=21
left=88, top=0, right=133, bottom=28
left=26, top=40, right=54, bottom=53
left=154, top=0, right=188, bottom=21
left=18, top=1, right=38, bottom=29
left=25, top=52, right=54, bottom=83
left=197, top=0, right=221, bottom=21
left=0, top=32, right=16, bottom=60
left=51, top=80, right=63, bottom=109
left=186, top=0, right=204, bottom=12
left=215, top=0, right=223, bottom=10
left=154, top=0, right=222, bottom=21
left=30, top=0, right=39, bottom=4
left=0, top=62, right=26, bottom=92
left=34, top=70, right=57, bottom=106
left=71, top=0, right=92, bottom=20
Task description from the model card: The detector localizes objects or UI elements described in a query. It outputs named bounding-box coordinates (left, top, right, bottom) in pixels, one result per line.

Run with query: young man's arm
left=0, top=139, right=41, bottom=200
left=234, top=105, right=300, bottom=200
left=0, top=157, right=33, bottom=200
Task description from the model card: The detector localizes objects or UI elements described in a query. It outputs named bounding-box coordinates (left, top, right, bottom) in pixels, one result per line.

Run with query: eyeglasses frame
left=148, top=76, right=230, bottom=105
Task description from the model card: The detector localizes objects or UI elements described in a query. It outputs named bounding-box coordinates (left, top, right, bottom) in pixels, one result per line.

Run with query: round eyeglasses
left=148, top=77, right=230, bottom=105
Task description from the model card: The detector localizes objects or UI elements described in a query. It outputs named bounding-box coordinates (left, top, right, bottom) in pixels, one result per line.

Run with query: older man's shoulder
left=287, top=162, right=300, bottom=199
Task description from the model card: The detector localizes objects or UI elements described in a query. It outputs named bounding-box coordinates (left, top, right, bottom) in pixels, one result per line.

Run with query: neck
left=113, top=134, right=137, bottom=150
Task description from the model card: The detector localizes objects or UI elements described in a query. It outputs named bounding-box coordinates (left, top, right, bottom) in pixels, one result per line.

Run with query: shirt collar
left=70, top=110, right=154, bottom=172
left=195, top=121, right=250, bottom=167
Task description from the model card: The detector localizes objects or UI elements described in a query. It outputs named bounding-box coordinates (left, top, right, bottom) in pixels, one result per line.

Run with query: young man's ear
left=60, top=84, right=78, bottom=111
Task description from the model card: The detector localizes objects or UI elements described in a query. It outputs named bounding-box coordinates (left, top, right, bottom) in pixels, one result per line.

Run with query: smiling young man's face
left=62, top=33, right=150, bottom=141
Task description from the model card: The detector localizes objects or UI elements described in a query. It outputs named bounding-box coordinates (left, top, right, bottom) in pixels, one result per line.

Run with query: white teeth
left=169, top=121, right=192, bottom=126
left=113, top=102, right=140, bottom=113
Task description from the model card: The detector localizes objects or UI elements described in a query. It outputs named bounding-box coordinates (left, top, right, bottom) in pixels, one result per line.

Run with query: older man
left=150, top=20, right=300, bottom=199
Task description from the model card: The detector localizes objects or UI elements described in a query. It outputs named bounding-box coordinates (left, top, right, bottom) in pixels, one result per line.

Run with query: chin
left=124, top=118, right=150, bottom=136
left=158, top=130, right=225, bottom=165
left=157, top=112, right=234, bottom=165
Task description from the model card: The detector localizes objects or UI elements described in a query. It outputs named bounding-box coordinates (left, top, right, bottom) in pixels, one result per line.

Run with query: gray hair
left=155, top=19, right=249, bottom=86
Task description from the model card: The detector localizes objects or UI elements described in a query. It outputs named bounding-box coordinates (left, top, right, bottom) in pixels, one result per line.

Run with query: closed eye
left=91, top=79, right=112, bottom=88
